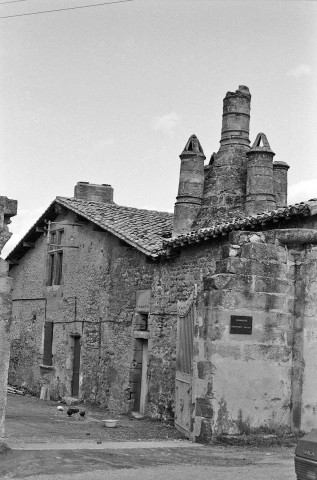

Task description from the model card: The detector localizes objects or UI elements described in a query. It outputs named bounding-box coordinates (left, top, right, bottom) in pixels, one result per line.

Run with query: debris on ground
left=7, top=385, right=25, bottom=396
left=61, top=396, right=79, bottom=406
left=69, top=407, right=79, bottom=414
left=6, top=394, right=185, bottom=443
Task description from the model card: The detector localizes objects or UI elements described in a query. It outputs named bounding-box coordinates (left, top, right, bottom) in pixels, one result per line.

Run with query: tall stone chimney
left=273, top=161, right=290, bottom=208
left=219, top=85, right=251, bottom=150
left=245, top=133, right=276, bottom=215
left=172, top=134, right=205, bottom=237
left=195, top=86, right=251, bottom=227
left=74, top=182, right=114, bottom=203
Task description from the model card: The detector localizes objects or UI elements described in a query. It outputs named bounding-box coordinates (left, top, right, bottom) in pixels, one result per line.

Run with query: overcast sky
left=1, top=0, right=317, bottom=256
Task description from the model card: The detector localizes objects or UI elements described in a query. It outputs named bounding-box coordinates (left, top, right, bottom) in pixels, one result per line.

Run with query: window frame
left=46, top=229, right=64, bottom=286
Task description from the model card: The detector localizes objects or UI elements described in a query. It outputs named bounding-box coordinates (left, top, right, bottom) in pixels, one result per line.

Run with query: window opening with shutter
left=47, top=229, right=64, bottom=286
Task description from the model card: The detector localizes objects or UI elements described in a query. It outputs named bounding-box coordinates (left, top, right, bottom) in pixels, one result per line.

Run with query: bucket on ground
left=102, top=419, right=118, bottom=428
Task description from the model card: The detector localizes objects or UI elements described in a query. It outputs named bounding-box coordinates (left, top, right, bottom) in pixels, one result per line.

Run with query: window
left=47, top=229, right=64, bottom=286
left=43, top=321, right=53, bottom=366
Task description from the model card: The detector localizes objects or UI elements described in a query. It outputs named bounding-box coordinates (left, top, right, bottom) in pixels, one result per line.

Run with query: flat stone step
left=61, top=396, right=79, bottom=406
left=130, top=411, right=144, bottom=420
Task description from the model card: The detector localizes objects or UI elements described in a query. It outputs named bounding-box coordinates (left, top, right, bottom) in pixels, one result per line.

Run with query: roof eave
left=161, top=201, right=317, bottom=252
left=5, top=200, right=58, bottom=265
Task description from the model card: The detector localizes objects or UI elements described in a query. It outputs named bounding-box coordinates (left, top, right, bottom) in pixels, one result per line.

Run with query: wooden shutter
left=43, top=322, right=53, bottom=366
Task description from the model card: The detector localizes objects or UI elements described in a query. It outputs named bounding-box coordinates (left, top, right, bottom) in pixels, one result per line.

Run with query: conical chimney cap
left=247, top=132, right=275, bottom=156
left=180, top=134, right=205, bottom=157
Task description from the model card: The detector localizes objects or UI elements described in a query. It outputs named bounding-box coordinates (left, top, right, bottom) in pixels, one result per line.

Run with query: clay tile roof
left=6, top=196, right=317, bottom=264
left=57, top=197, right=173, bottom=256
left=163, top=201, right=316, bottom=252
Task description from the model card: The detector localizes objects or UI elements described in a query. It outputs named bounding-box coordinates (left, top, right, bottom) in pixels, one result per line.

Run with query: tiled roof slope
left=57, top=197, right=173, bottom=256
left=7, top=197, right=317, bottom=264
left=163, top=200, right=317, bottom=251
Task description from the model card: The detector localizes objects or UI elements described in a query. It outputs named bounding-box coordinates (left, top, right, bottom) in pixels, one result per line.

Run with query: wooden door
left=139, top=340, right=148, bottom=415
left=175, top=292, right=195, bottom=437
left=71, top=336, right=81, bottom=397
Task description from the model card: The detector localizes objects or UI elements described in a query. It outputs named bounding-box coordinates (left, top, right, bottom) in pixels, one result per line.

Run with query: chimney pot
left=245, top=133, right=276, bottom=215
left=74, top=182, right=114, bottom=203
left=172, top=135, right=205, bottom=237
left=273, top=161, right=290, bottom=208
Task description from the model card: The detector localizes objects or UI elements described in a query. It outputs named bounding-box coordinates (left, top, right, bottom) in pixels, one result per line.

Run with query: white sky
left=1, top=0, right=317, bottom=256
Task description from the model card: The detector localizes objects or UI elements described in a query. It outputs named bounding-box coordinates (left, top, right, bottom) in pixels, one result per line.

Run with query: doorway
left=175, top=292, right=195, bottom=437
left=71, top=335, right=81, bottom=397
left=130, top=337, right=149, bottom=414
left=139, top=339, right=148, bottom=415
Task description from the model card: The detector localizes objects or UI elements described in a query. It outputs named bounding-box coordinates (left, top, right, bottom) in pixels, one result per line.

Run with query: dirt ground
left=0, top=394, right=297, bottom=480
left=5, top=393, right=184, bottom=445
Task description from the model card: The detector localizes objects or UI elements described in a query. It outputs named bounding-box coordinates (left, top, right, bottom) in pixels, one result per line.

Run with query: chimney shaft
left=172, top=135, right=205, bottom=237
left=195, top=86, right=252, bottom=226
left=74, top=182, right=114, bottom=203
left=273, top=161, right=290, bottom=208
left=245, top=133, right=276, bottom=215
left=219, top=85, right=251, bottom=150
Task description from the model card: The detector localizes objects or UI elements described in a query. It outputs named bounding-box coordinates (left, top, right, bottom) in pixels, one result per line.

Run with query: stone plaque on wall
left=136, top=290, right=151, bottom=313
left=230, top=315, right=252, bottom=335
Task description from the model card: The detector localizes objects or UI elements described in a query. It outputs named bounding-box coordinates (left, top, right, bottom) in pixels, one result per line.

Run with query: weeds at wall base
left=0, top=443, right=11, bottom=454
left=214, top=430, right=306, bottom=448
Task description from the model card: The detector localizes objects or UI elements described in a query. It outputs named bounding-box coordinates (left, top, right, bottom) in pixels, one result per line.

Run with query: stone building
left=7, top=86, right=317, bottom=442
left=0, top=196, right=17, bottom=449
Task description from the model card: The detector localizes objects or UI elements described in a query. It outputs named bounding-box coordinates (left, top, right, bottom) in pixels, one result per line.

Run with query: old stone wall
left=9, top=208, right=317, bottom=436
left=148, top=240, right=224, bottom=420
left=0, top=259, right=14, bottom=448
left=9, top=219, right=224, bottom=421
left=9, top=233, right=47, bottom=394
left=0, top=196, right=17, bottom=448
left=9, top=211, right=155, bottom=413
left=192, top=230, right=296, bottom=439
left=294, top=244, right=317, bottom=431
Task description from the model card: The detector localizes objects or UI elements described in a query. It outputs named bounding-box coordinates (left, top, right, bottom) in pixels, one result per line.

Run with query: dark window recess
left=43, top=321, right=53, bottom=366
left=55, top=251, right=63, bottom=284
left=47, top=230, right=64, bottom=286
left=48, top=253, right=55, bottom=286
left=71, top=336, right=81, bottom=397
left=137, top=314, right=148, bottom=331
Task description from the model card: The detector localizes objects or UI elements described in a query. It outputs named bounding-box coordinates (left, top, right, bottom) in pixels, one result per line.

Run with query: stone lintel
left=133, top=330, right=150, bottom=339
left=39, top=364, right=55, bottom=371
